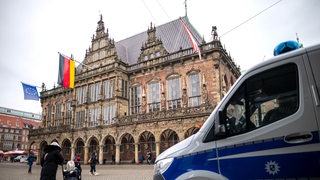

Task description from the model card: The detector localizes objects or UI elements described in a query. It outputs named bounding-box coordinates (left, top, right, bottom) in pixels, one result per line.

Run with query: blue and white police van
left=153, top=41, right=320, bottom=180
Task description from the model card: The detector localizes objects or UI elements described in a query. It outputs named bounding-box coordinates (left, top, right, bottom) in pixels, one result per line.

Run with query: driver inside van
left=226, top=101, right=246, bottom=134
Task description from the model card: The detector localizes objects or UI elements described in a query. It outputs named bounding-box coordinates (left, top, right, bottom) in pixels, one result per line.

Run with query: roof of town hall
left=115, top=16, right=203, bottom=65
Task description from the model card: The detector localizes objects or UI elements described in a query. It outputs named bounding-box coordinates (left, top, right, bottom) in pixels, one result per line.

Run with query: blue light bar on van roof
left=273, top=40, right=299, bottom=56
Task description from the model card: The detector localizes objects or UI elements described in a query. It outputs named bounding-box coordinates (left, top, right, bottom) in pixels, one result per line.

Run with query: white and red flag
left=180, top=18, right=201, bottom=59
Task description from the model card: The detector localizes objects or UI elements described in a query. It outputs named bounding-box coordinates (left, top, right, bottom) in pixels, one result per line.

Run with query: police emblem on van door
left=265, top=160, right=280, bottom=175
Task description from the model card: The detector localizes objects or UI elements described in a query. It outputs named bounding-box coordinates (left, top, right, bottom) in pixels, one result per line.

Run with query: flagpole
left=20, top=81, right=42, bottom=89
left=58, top=52, right=93, bottom=70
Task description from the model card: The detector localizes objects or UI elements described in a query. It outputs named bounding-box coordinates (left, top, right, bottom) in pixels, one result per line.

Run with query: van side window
left=224, top=63, right=299, bottom=136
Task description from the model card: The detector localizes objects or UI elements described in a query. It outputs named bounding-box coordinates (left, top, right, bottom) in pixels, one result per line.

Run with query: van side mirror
left=214, top=110, right=227, bottom=137
left=204, top=110, right=227, bottom=142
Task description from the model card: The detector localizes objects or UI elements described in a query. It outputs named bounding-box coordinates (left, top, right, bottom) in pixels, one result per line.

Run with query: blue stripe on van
left=162, top=131, right=320, bottom=179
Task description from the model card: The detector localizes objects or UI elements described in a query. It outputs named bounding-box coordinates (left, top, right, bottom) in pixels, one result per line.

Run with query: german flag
left=58, top=54, right=75, bottom=88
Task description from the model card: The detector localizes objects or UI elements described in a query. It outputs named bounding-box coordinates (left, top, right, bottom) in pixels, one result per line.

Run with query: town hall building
left=29, top=15, right=241, bottom=164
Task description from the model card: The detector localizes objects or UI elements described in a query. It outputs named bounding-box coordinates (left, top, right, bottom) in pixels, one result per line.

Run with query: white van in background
left=153, top=42, right=320, bottom=180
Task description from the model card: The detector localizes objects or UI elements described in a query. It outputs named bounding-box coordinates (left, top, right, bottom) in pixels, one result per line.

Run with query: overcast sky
left=0, top=0, right=319, bottom=114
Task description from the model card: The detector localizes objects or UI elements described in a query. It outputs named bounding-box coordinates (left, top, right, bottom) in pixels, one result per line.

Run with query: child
left=63, top=160, right=80, bottom=180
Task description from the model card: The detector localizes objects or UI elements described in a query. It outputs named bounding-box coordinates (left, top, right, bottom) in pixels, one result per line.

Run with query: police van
left=153, top=41, right=320, bottom=180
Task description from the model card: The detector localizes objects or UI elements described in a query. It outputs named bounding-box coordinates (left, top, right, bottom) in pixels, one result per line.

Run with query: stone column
left=71, top=146, right=75, bottom=161
left=99, top=145, right=103, bottom=164
left=84, top=146, right=89, bottom=165
left=135, top=143, right=139, bottom=164
left=115, top=144, right=120, bottom=164
left=156, top=141, right=160, bottom=157
left=36, top=148, right=41, bottom=165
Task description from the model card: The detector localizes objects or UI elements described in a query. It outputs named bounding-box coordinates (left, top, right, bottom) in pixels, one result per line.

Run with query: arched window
left=167, top=75, right=181, bottom=110
left=148, top=81, right=160, bottom=112
left=130, top=84, right=141, bottom=114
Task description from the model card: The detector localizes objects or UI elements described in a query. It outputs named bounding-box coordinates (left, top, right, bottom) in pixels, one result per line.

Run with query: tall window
left=188, top=73, right=201, bottom=107
left=47, top=105, right=52, bottom=126
left=95, top=82, right=101, bottom=101
left=148, top=82, right=160, bottom=112
left=130, top=85, right=141, bottom=114
left=104, top=79, right=114, bottom=99
left=167, top=77, right=181, bottom=110
left=75, top=111, right=85, bottom=128
left=54, top=103, right=62, bottom=126
left=103, top=105, right=115, bottom=125
left=76, top=86, right=87, bottom=104
left=65, top=101, right=72, bottom=125
left=88, top=108, right=100, bottom=127
left=89, top=84, right=95, bottom=103
left=122, top=80, right=128, bottom=98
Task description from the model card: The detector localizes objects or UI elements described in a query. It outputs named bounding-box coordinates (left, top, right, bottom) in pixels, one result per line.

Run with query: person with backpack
left=146, top=150, right=152, bottom=165
left=89, top=151, right=98, bottom=175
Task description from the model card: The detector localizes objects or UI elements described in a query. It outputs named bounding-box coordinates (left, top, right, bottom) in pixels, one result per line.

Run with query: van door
left=215, top=56, right=320, bottom=179
left=304, top=46, right=320, bottom=127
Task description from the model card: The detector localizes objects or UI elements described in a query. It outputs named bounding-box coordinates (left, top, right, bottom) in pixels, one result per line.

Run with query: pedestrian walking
left=27, top=150, right=36, bottom=174
left=89, top=151, right=98, bottom=175
left=111, top=153, right=115, bottom=165
left=146, top=150, right=152, bottom=165
left=40, top=141, right=64, bottom=180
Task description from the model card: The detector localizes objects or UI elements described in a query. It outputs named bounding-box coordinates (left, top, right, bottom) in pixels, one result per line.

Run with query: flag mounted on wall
left=21, top=82, right=39, bottom=101
left=58, top=54, right=75, bottom=88
left=180, top=18, right=202, bottom=60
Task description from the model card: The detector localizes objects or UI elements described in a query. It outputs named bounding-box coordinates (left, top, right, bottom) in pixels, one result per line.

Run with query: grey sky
left=0, top=0, right=319, bottom=114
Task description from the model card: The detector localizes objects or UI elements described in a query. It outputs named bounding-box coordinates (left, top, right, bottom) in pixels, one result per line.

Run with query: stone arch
left=87, top=136, right=99, bottom=155
left=184, top=127, right=200, bottom=139
left=160, top=129, right=179, bottom=153
left=38, top=141, right=48, bottom=163
left=138, top=131, right=155, bottom=161
left=102, top=135, right=116, bottom=163
left=119, top=133, right=135, bottom=163
left=28, top=140, right=37, bottom=151
left=74, top=138, right=85, bottom=162
left=61, top=138, right=72, bottom=161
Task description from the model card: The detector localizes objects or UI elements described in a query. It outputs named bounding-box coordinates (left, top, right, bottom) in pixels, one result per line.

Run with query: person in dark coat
left=89, top=151, right=98, bottom=175
left=40, top=142, right=64, bottom=180
left=73, top=155, right=82, bottom=179
left=27, top=151, right=36, bottom=174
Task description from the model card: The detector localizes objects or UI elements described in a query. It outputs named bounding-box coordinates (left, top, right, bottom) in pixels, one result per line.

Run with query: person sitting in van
left=263, top=95, right=298, bottom=125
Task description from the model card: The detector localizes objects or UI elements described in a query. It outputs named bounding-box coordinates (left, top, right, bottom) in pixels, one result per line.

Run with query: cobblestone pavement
left=0, top=162, right=154, bottom=180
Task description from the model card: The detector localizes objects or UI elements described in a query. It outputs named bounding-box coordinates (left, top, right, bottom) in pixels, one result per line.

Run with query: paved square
left=0, top=162, right=154, bottom=180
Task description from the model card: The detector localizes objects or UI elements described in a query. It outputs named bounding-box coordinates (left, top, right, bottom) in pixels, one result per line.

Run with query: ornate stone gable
left=82, top=15, right=118, bottom=71
left=138, top=22, right=168, bottom=63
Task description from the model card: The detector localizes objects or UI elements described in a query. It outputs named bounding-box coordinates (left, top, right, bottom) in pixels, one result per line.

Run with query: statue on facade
left=182, top=88, right=188, bottom=108
left=202, top=84, right=209, bottom=104
left=41, top=83, right=46, bottom=91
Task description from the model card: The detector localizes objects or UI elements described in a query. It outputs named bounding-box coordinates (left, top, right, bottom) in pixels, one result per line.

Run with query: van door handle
left=284, top=132, right=313, bottom=144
